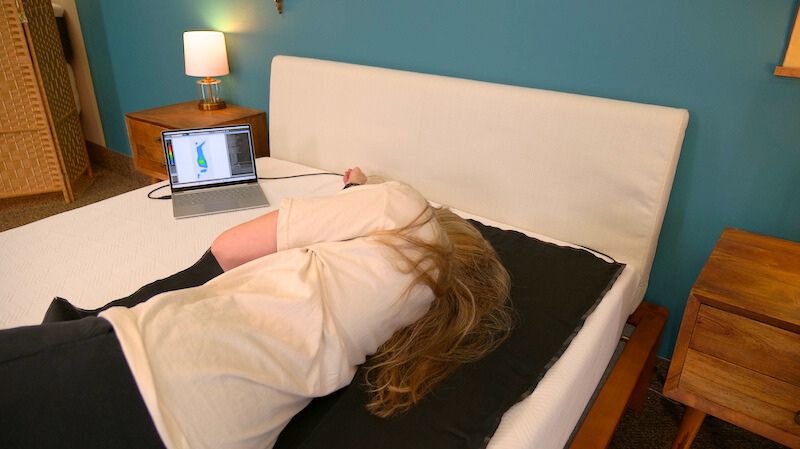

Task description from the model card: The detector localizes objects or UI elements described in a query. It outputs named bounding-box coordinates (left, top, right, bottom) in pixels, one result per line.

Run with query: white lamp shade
left=184, top=31, right=230, bottom=77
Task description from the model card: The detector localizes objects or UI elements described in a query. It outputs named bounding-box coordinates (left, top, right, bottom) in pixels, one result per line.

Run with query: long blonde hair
left=364, top=206, right=512, bottom=417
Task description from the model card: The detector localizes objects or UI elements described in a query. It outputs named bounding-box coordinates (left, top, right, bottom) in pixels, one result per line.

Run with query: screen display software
left=163, top=126, right=255, bottom=189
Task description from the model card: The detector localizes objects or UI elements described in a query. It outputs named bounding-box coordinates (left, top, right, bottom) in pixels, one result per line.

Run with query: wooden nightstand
left=125, top=101, right=269, bottom=180
left=663, top=228, right=800, bottom=449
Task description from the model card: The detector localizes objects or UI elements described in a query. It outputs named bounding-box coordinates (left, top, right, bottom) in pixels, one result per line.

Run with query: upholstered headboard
left=269, top=55, right=688, bottom=307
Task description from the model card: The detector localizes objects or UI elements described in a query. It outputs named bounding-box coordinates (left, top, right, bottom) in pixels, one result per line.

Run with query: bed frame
left=569, top=301, right=668, bottom=448
left=269, top=55, right=688, bottom=448
left=0, top=54, right=686, bottom=449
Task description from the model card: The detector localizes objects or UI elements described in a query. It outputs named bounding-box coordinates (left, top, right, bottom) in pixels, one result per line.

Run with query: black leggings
left=42, top=249, right=225, bottom=323
left=0, top=250, right=223, bottom=449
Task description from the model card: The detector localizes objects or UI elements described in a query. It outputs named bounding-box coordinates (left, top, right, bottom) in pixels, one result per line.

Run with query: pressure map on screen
left=195, top=141, right=208, bottom=177
left=171, top=133, right=232, bottom=183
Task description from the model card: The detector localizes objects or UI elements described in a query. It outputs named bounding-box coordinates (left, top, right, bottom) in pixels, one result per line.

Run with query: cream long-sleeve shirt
left=100, top=181, right=440, bottom=449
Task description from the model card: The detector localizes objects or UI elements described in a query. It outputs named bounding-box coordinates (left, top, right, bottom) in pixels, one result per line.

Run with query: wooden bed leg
left=568, top=301, right=668, bottom=449
left=626, top=339, right=657, bottom=411
left=670, top=406, right=706, bottom=449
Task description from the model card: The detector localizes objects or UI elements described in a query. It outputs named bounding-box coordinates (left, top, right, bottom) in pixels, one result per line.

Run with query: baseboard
left=85, top=141, right=151, bottom=184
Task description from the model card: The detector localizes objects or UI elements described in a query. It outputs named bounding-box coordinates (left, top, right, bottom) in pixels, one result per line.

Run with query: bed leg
left=627, top=339, right=657, bottom=411
left=568, top=301, right=668, bottom=449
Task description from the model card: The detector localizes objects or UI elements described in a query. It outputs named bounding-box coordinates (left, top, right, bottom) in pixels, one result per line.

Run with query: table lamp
left=184, top=31, right=229, bottom=110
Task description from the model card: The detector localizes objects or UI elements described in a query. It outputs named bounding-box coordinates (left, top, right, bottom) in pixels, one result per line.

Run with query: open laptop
left=162, top=124, right=269, bottom=219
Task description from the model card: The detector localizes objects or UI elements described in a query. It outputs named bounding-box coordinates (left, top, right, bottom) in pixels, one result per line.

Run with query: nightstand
left=663, top=228, right=800, bottom=449
left=125, top=101, right=269, bottom=180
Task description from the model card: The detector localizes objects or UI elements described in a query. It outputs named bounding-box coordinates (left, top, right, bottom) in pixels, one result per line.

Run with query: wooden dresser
left=664, top=228, right=800, bottom=449
left=125, top=101, right=268, bottom=180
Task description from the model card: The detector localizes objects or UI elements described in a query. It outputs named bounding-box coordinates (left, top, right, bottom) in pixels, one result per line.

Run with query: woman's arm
left=210, top=210, right=279, bottom=272
left=210, top=167, right=369, bottom=272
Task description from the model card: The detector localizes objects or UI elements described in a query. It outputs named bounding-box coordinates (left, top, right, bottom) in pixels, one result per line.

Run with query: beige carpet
left=0, top=167, right=150, bottom=232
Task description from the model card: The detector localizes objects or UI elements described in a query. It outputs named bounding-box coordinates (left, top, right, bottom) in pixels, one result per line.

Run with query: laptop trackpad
left=174, top=193, right=269, bottom=218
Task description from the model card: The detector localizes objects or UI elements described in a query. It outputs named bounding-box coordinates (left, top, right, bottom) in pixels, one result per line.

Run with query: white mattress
left=452, top=211, right=638, bottom=449
left=0, top=157, right=638, bottom=449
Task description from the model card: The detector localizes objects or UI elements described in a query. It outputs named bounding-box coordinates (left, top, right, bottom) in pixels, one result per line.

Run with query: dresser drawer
left=690, top=304, right=800, bottom=386
left=682, top=349, right=800, bottom=437
left=126, top=118, right=168, bottom=178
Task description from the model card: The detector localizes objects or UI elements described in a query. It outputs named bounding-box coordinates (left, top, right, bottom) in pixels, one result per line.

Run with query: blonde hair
left=364, top=206, right=512, bottom=417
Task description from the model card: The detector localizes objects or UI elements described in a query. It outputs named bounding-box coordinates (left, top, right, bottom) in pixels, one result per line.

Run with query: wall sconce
left=274, top=0, right=283, bottom=14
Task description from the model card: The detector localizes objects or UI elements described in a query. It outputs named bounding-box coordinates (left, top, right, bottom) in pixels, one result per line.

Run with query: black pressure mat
left=274, top=220, right=625, bottom=449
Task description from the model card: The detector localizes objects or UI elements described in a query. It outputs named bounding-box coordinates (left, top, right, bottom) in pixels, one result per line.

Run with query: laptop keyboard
left=178, top=185, right=263, bottom=206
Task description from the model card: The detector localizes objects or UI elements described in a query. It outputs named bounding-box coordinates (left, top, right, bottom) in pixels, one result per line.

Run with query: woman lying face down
left=0, top=167, right=511, bottom=449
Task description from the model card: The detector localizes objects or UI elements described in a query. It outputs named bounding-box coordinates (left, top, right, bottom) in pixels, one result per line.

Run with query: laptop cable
left=146, top=172, right=343, bottom=201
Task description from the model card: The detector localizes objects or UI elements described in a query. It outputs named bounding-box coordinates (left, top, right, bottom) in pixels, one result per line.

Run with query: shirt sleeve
left=276, top=181, right=429, bottom=251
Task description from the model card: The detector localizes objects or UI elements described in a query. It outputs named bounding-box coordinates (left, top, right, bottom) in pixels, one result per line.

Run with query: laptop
left=161, top=124, right=269, bottom=219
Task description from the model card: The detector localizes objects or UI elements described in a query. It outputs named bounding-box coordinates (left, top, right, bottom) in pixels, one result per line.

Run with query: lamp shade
left=183, top=31, right=229, bottom=77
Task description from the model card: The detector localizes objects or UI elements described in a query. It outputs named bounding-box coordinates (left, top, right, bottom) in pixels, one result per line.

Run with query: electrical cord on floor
left=146, top=172, right=343, bottom=200
left=644, top=367, right=681, bottom=405
left=648, top=387, right=680, bottom=405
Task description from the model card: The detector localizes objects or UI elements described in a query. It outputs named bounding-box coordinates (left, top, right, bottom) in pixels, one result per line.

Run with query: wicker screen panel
left=22, top=0, right=74, bottom=121
left=0, top=129, right=60, bottom=195
left=0, top=0, right=45, bottom=132
left=21, top=0, right=88, bottom=183
left=54, top=112, right=87, bottom=181
left=0, top=0, right=62, bottom=198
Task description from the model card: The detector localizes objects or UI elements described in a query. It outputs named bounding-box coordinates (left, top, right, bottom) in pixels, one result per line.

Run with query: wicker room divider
left=0, top=0, right=91, bottom=203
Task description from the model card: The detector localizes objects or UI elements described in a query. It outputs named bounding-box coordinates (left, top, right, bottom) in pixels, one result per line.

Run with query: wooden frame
left=775, top=6, right=800, bottom=78
left=569, top=301, right=669, bottom=449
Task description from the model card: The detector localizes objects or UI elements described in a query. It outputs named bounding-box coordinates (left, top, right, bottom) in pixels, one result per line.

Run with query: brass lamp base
left=198, top=100, right=226, bottom=111
left=196, top=77, right=226, bottom=111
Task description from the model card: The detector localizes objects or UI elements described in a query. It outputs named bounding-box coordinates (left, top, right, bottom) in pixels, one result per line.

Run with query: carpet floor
left=0, top=167, right=151, bottom=232
left=0, top=167, right=788, bottom=449
left=610, top=359, right=786, bottom=449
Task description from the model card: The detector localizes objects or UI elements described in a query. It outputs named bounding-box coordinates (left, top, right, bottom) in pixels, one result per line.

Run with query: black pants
left=0, top=250, right=223, bottom=449
left=42, top=249, right=225, bottom=323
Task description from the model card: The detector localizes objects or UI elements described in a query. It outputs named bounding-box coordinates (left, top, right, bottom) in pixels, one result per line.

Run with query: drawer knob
left=796, top=411, right=800, bottom=425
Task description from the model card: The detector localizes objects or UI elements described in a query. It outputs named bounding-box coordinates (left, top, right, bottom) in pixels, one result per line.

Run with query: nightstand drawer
left=682, top=350, right=800, bottom=437
left=690, top=304, right=800, bottom=386
left=127, top=119, right=168, bottom=177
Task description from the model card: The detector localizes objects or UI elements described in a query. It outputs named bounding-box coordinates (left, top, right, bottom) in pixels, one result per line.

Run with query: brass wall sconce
left=274, top=0, right=283, bottom=14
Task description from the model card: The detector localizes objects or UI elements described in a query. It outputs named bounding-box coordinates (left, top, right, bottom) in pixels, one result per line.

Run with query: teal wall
left=76, top=0, right=800, bottom=357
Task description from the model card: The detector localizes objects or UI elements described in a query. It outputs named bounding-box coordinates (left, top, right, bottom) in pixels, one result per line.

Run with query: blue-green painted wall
left=76, top=0, right=800, bottom=357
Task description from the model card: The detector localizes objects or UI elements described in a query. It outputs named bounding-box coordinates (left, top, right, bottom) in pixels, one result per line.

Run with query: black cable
left=147, top=184, right=171, bottom=200
left=258, top=172, right=342, bottom=180
left=147, top=172, right=343, bottom=200
left=577, top=244, right=618, bottom=264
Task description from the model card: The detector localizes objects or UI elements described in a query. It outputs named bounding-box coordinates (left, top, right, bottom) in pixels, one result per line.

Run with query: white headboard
left=269, top=55, right=688, bottom=305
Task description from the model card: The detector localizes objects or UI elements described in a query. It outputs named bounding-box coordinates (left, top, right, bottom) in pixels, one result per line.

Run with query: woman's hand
left=343, top=167, right=368, bottom=185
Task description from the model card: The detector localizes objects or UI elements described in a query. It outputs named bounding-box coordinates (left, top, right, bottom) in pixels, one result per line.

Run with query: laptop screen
left=162, top=125, right=257, bottom=190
